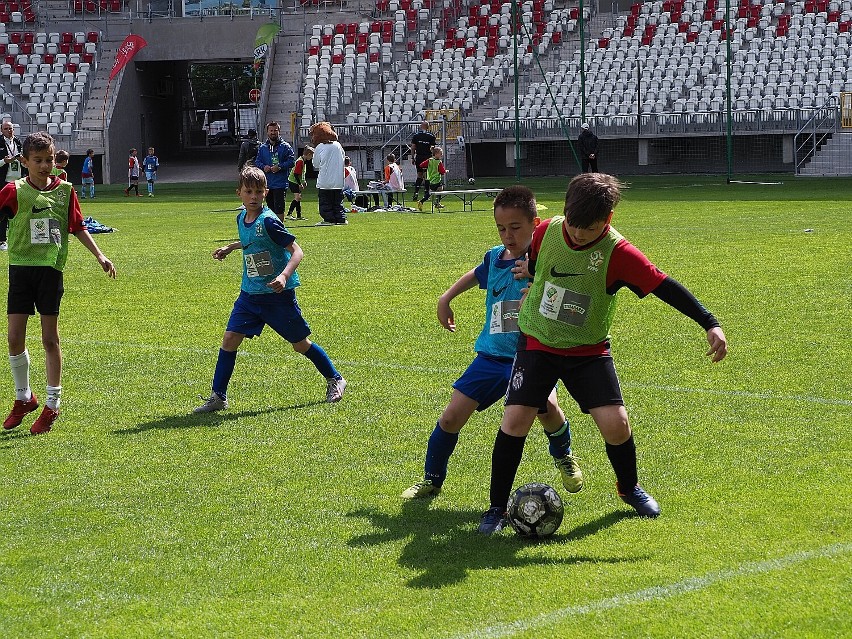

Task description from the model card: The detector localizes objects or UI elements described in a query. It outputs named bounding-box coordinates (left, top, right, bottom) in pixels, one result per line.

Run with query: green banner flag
left=253, top=23, right=280, bottom=69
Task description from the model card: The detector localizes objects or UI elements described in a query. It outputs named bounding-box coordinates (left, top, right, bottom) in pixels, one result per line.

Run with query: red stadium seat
left=13, top=63, right=23, bottom=74
left=407, top=41, right=415, bottom=51
left=66, top=62, right=78, bottom=72
left=321, top=33, right=331, bottom=45
left=60, top=43, right=71, bottom=54
left=22, top=30, right=32, bottom=43
left=23, top=7, right=34, bottom=20
left=9, top=31, right=21, bottom=43
left=3, top=54, right=13, bottom=65
left=20, top=42, right=31, bottom=54
left=332, top=53, right=343, bottom=64
left=369, top=51, right=379, bottom=62
left=87, top=31, right=99, bottom=42
left=61, top=32, right=73, bottom=43
left=73, top=42, right=83, bottom=53
left=334, top=23, right=345, bottom=34
left=308, top=45, right=319, bottom=56
left=43, top=53, right=54, bottom=64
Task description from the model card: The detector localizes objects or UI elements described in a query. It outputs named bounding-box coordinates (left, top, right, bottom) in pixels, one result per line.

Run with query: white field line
left=449, top=542, right=852, bottom=639
left=54, top=339, right=852, bottom=407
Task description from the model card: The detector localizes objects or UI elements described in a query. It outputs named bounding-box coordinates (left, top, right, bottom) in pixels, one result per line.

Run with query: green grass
left=0, top=177, right=850, bottom=638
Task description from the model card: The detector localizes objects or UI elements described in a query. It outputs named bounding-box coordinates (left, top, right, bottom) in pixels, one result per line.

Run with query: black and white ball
left=468, top=177, right=476, bottom=185
left=507, top=482, right=564, bottom=538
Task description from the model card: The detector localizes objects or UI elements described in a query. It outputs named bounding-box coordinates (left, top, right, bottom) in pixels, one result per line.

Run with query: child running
left=286, top=145, right=314, bottom=221
left=402, top=185, right=582, bottom=500
left=0, top=131, right=116, bottom=435
left=194, top=166, right=346, bottom=413
left=416, top=146, right=445, bottom=211
left=477, top=173, right=728, bottom=534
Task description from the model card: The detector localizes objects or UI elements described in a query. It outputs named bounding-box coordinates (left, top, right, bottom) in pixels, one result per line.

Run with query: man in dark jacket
left=578, top=122, right=599, bottom=173
left=0, top=120, right=25, bottom=250
left=237, top=129, right=260, bottom=172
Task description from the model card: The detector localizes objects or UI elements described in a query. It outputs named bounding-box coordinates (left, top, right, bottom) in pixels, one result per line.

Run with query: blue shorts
left=145, top=170, right=157, bottom=181
left=225, top=289, right=310, bottom=343
left=452, top=353, right=515, bottom=412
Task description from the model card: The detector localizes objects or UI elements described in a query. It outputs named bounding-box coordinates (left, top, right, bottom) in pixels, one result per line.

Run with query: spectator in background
left=0, top=120, right=24, bottom=250
left=237, top=128, right=260, bottom=172
left=255, top=121, right=295, bottom=220
left=80, top=148, right=96, bottom=200
left=124, top=148, right=141, bottom=197
left=578, top=122, right=599, bottom=173
left=410, top=121, right=436, bottom=200
left=310, top=121, right=347, bottom=226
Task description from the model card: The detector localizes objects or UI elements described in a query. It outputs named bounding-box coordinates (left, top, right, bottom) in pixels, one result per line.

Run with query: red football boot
left=30, top=406, right=59, bottom=435
left=3, top=393, right=39, bottom=430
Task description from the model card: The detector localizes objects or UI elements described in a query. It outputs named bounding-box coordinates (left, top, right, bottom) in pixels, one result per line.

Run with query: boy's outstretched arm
left=652, top=277, right=728, bottom=363
left=213, top=241, right=242, bottom=260
left=437, top=269, right=478, bottom=332
left=74, top=230, right=116, bottom=278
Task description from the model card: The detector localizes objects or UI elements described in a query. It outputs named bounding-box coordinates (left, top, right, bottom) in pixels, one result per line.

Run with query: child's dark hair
left=344, top=156, right=351, bottom=166
left=22, top=131, right=54, bottom=158
left=239, top=166, right=267, bottom=190
left=493, top=185, right=537, bottom=221
left=386, top=153, right=396, bottom=163
left=563, top=173, right=624, bottom=228
left=54, top=149, right=69, bottom=163
left=85, top=148, right=94, bottom=156
left=129, top=148, right=136, bottom=153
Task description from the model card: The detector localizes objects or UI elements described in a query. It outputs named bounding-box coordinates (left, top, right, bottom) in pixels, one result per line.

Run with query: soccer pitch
left=0, top=176, right=849, bottom=638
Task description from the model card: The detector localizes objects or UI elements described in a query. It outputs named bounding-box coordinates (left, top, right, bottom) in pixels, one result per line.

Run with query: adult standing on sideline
left=578, top=122, right=599, bottom=173
left=255, top=121, right=295, bottom=220
left=410, top=121, right=437, bottom=200
left=310, top=121, right=347, bottom=225
left=237, top=129, right=260, bottom=172
left=0, top=120, right=24, bottom=251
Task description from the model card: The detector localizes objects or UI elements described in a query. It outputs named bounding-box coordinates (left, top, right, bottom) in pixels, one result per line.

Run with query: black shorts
left=505, top=349, right=623, bottom=414
left=415, top=159, right=429, bottom=174
left=7, top=265, right=64, bottom=315
left=288, top=181, right=302, bottom=194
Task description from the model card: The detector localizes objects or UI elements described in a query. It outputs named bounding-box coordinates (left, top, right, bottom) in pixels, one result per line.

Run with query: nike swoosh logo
left=492, top=285, right=508, bottom=297
left=550, top=267, right=584, bottom=278
left=32, top=206, right=51, bottom=214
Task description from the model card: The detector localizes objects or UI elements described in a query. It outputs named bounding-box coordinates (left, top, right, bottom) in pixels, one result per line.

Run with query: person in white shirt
left=310, top=122, right=347, bottom=226
left=0, top=120, right=24, bottom=250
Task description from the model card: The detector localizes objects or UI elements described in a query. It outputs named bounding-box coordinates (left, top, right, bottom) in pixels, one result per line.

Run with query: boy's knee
left=292, top=338, right=311, bottom=354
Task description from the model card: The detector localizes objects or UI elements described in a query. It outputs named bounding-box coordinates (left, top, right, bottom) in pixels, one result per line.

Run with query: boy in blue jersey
left=193, top=166, right=346, bottom=412
left=143, top=147, right=159, bottom=197
left=402, top=185, right=582, bottom=500
left=477, top=173, right=728, bottom=534
left=80, top=148, right=95, bottom=199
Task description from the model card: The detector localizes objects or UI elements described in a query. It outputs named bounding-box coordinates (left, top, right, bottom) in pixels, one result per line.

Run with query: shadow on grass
left=0, top=428, right=38, bottom=447
left=112, top=401, right=326, bottom=435
left=347, top=500, right=638, bottom=589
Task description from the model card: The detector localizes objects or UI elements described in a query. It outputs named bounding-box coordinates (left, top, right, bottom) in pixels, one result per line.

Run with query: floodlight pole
left=579, top=0, right=586, bottom=122
left=725, top=0, right=733, bottom=182
left=512, top=0, right=520, bottom=183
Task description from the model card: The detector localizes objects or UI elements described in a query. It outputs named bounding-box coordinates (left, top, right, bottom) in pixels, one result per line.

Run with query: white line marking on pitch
left=55, top=340, right=852, bottom=407
left=449, top=542, right=852, bottom=639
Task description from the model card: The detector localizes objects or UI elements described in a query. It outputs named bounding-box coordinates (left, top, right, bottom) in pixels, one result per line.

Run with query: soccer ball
left=468, top=177, right=476, bottom=185
left=507, top=482, right=564, bottom=538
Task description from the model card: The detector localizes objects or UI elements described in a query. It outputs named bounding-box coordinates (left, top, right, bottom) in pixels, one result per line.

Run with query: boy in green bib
left=0, top=131, right=116, bottom=435
left=478, top=173, right=728, bottom=534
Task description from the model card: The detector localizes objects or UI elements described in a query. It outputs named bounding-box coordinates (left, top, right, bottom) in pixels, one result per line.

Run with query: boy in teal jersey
left=478, top=173, right=728, bottom=534
left=416, top=146, right=446, bottom=211
left=194, top=166, right=346, bottom=412
left=0, top=131, right=116, bottom=435
left=402, top=185, right=582, bottom=500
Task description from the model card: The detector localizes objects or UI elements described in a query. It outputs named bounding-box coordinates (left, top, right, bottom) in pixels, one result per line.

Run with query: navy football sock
left=546, top=419, right=572, bottom=458
left=303, top=343, right=339, bottom=379
left=606, top=435, right=638, bottom=489
left=489, top=429, right=527, bottom=509
left=423, top=421, right=459, bottom=486
left=212, top=348, right=237, bottom=399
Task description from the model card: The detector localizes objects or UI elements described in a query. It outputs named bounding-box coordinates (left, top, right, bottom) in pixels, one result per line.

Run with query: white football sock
left=46, top=385, right=62, bottom=411
left=9, top=350, right=31, bottom=401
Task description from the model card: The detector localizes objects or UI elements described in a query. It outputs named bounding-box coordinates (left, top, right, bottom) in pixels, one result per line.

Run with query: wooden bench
left=429, top=188, right=501, bottom=213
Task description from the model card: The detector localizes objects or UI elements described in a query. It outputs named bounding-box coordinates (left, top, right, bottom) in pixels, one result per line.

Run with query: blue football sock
left=303, top=343, right=339, bottom=379
left=424, top=421, right=459, bottom=486
left=212, top=348, right=237, bottom=399
left=546, top=419, right=573, bottom=458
